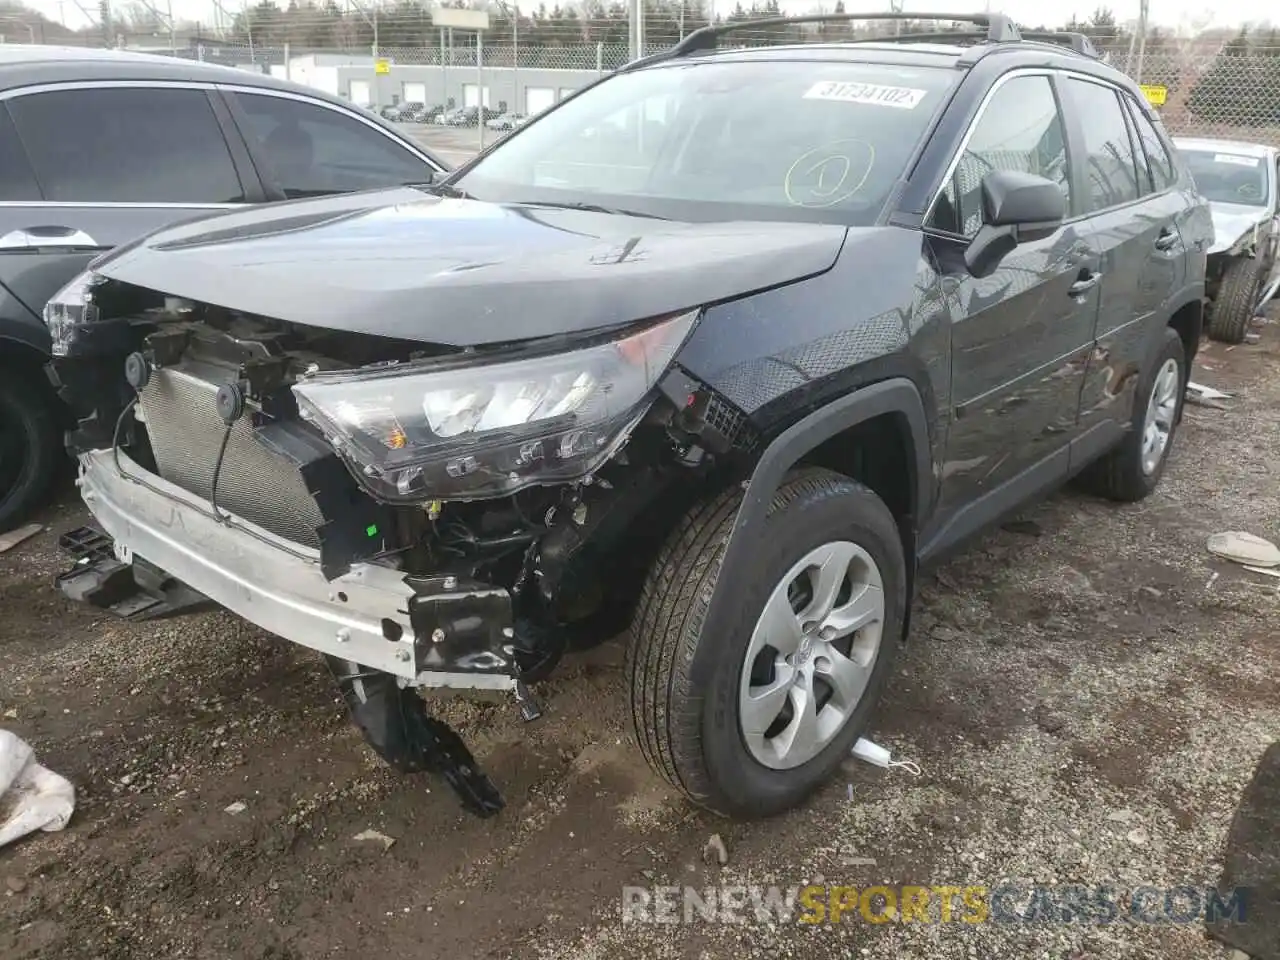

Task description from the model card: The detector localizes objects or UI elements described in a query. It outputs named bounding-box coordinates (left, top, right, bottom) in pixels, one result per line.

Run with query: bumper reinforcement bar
left=64, top=448, right=551, bottom=817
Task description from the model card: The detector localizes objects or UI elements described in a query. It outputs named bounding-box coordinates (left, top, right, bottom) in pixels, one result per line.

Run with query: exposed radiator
left=137, top=365, right=325, bottom=549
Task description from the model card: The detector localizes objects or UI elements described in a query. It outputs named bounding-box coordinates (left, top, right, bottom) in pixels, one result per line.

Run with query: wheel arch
left=693, top=378, right=933, bottom=683
left=1165, top=296, right=1203, bottom=371
left=0, top=332, right=52, bottom=373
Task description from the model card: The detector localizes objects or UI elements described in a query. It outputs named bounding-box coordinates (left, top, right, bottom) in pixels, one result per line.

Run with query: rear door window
left=1121, top=104, right=1155, bottom=196
left=7, top=86, right=245, bottom=203
left=1062, top=79, right=1142, bottom=213
left=0, top=109, right=40, bottom=201
left=1123, top=99, right=1178, bottom=192
left=233, top=93, right=435, bottom=198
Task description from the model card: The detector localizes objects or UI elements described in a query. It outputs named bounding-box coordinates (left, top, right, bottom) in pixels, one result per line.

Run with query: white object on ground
left=1185, top=381, right=1232, bottom=402
left=223, top=801, right=247, bottom=815
left=0, top=730, right=75, bottom=848
left=0, top=523, right=42, bottom=554
left=850, top=737, right=922, bottom=775
left=353, top=828, right=396, bottom=850
left=1243, top=565, right=1280, bottom=580
left=1207, top=531, right=1280, bottom=568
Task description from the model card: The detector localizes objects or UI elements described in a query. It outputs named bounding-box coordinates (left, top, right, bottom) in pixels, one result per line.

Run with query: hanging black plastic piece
left=325, top=657, right=504, bottom=818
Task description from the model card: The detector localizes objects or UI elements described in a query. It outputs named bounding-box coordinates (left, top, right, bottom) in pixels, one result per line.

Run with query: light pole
left=1134, top=0, right=1150, bottom=84
left=494, top=1, right=519, bottom=115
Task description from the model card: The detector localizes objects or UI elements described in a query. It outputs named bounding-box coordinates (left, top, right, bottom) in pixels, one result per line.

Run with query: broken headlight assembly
left=43, top=270, right=105, bottom=356
left=293, top=309, right=700, bottom=501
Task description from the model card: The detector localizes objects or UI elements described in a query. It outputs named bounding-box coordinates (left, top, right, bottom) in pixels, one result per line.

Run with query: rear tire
left=625, top=467, right=906, bottom=818
left=1208, top=256, right=1262, bottom=344
left=1077, top=326, right=1185, bottom=503
left=0, top=369, right=62, bottom=533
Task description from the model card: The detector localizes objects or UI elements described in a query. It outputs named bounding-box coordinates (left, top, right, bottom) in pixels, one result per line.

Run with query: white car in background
left=1174, top=137, right=1280, bottom=342
left=486, top=112, right=526, bottom=132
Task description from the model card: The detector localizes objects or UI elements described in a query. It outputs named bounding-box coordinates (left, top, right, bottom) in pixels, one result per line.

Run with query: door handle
left=0, top=227, right=101, bottom=252
left=1069, top=271, right=1102, bottom=297
left=1154, top=229, right=1178, bottom=252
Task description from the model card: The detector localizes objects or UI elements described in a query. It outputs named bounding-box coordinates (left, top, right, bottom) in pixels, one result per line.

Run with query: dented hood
left=91, top=187, right=849, bottom=346
left=1207, top=201, right=1270, bottom=255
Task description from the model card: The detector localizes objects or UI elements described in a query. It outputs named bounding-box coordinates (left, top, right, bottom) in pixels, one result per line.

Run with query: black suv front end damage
left=46, top=274, right=750, bottom=816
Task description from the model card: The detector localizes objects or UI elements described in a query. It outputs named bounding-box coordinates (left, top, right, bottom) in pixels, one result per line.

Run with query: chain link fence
left=10, top=10, right=1280, bottom=144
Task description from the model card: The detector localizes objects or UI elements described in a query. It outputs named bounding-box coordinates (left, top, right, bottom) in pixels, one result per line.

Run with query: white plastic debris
left=0, top=730, right=75, bottom=849
left=703, top=833, right=729, bottom=867
left=352, top=828, right=395, bottom=851
left=1207, top=531, right=1280, bottom=568
left=850, top=737, right=922, bottom=775
left=223, top=801, right=247, bottom=815
left=1185, top=381, right=1231, bottom=401
left=1185, top=381, right=1232, bottom=408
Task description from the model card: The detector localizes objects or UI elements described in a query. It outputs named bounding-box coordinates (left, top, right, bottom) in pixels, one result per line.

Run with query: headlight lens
left=293, top=309, right=699, bottom=501
left=43, top=271, right=103, bottom=356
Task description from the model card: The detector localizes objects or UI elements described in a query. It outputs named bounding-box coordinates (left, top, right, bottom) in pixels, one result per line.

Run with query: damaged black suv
left=47, top=13, right=1212, bottom=819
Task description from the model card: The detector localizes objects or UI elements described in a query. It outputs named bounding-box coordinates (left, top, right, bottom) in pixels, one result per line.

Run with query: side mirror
left=964, top=170, right=1066, bottom=277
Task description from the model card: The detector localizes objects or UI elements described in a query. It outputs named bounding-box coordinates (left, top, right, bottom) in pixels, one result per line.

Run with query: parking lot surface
left=397, top=124, right=487, bottom=168
left=0, top=140, right=1276, bottom=956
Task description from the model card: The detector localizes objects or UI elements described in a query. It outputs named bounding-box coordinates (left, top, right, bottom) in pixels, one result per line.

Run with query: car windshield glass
left=452, top=59, right=957, bottom=224
left=1181, top=148, right=1269, bottom=207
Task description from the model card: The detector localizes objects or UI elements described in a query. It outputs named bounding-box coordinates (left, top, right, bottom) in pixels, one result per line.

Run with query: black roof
left=0, top=44, right=341, bottom=102
left=624, top=13, right=1140, bottom=103
left=690, top=38, right=1117, bottom=72
left=0, top=44, right=450, bottom=166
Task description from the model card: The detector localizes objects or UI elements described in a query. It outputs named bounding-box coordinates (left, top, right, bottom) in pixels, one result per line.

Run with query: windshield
left=452, top=59, right=958, bottom=225
left=1181, top=148, right=1270, bottom=207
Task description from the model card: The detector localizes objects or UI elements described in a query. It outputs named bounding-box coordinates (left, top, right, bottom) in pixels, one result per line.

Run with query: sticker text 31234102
left=803, top=81, right=927, bottom=110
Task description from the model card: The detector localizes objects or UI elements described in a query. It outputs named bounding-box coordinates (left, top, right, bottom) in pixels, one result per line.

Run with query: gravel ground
left=2, top=305, right=1278, bottom=960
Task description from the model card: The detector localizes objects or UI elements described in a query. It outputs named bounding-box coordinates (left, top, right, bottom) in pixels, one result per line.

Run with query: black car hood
left=91, top=187, right=851, bottom=346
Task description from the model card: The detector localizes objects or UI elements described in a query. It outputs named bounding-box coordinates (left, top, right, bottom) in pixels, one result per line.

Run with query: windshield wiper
left=518, top=200, right=669, bottom=220
left=416, top=181, right=472, bottom=199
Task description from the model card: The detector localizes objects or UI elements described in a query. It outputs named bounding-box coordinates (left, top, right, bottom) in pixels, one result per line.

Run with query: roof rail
left=1019, top=30, right=1101, bottom=58
left=667, top=11, right=1021, bottom=57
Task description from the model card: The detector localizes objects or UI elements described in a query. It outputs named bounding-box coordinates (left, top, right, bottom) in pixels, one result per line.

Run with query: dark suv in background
left=49, top=14, right=1212, bottom=820
left=0, top=45, right=447, bottom=531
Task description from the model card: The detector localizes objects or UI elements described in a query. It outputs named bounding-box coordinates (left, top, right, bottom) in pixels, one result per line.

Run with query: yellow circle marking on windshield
left=784, top=139, right=875, bottom=208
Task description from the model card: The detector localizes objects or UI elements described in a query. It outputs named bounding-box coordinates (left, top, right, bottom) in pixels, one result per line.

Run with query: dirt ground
left=2, top=320, right=1279, bottom=960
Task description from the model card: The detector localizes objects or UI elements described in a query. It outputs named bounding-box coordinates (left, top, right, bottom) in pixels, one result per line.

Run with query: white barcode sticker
left=1214, top=153, right=1260, bottom=167
left=803, top=81, right=927, bottom=109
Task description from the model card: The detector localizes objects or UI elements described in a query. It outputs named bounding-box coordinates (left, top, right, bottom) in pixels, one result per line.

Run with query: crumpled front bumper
left=77, top=448, right=519, bottom=689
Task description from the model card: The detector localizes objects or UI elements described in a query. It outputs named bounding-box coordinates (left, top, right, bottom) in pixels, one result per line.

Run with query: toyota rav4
left=46, top=13, right=1213, bottom=820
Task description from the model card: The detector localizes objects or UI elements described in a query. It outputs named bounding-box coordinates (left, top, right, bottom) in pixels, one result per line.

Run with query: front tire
left=1208, top=256, right=1263, bottom=344
left=626, top=468, right=906, bottom=818
left=1077, top=326, right=1185, bottom=503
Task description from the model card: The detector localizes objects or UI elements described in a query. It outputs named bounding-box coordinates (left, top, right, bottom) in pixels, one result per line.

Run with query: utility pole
left=628, top=0, right=644, bottom=61
left=1134, top=0, right=1150, bottom=84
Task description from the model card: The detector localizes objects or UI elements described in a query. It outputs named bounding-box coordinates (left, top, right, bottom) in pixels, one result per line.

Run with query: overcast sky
left=21, top=0, right=1271, bottom=36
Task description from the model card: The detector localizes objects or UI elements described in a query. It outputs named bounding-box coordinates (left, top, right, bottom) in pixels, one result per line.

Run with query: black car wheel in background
left=0, top=368, right=61, bottom=531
